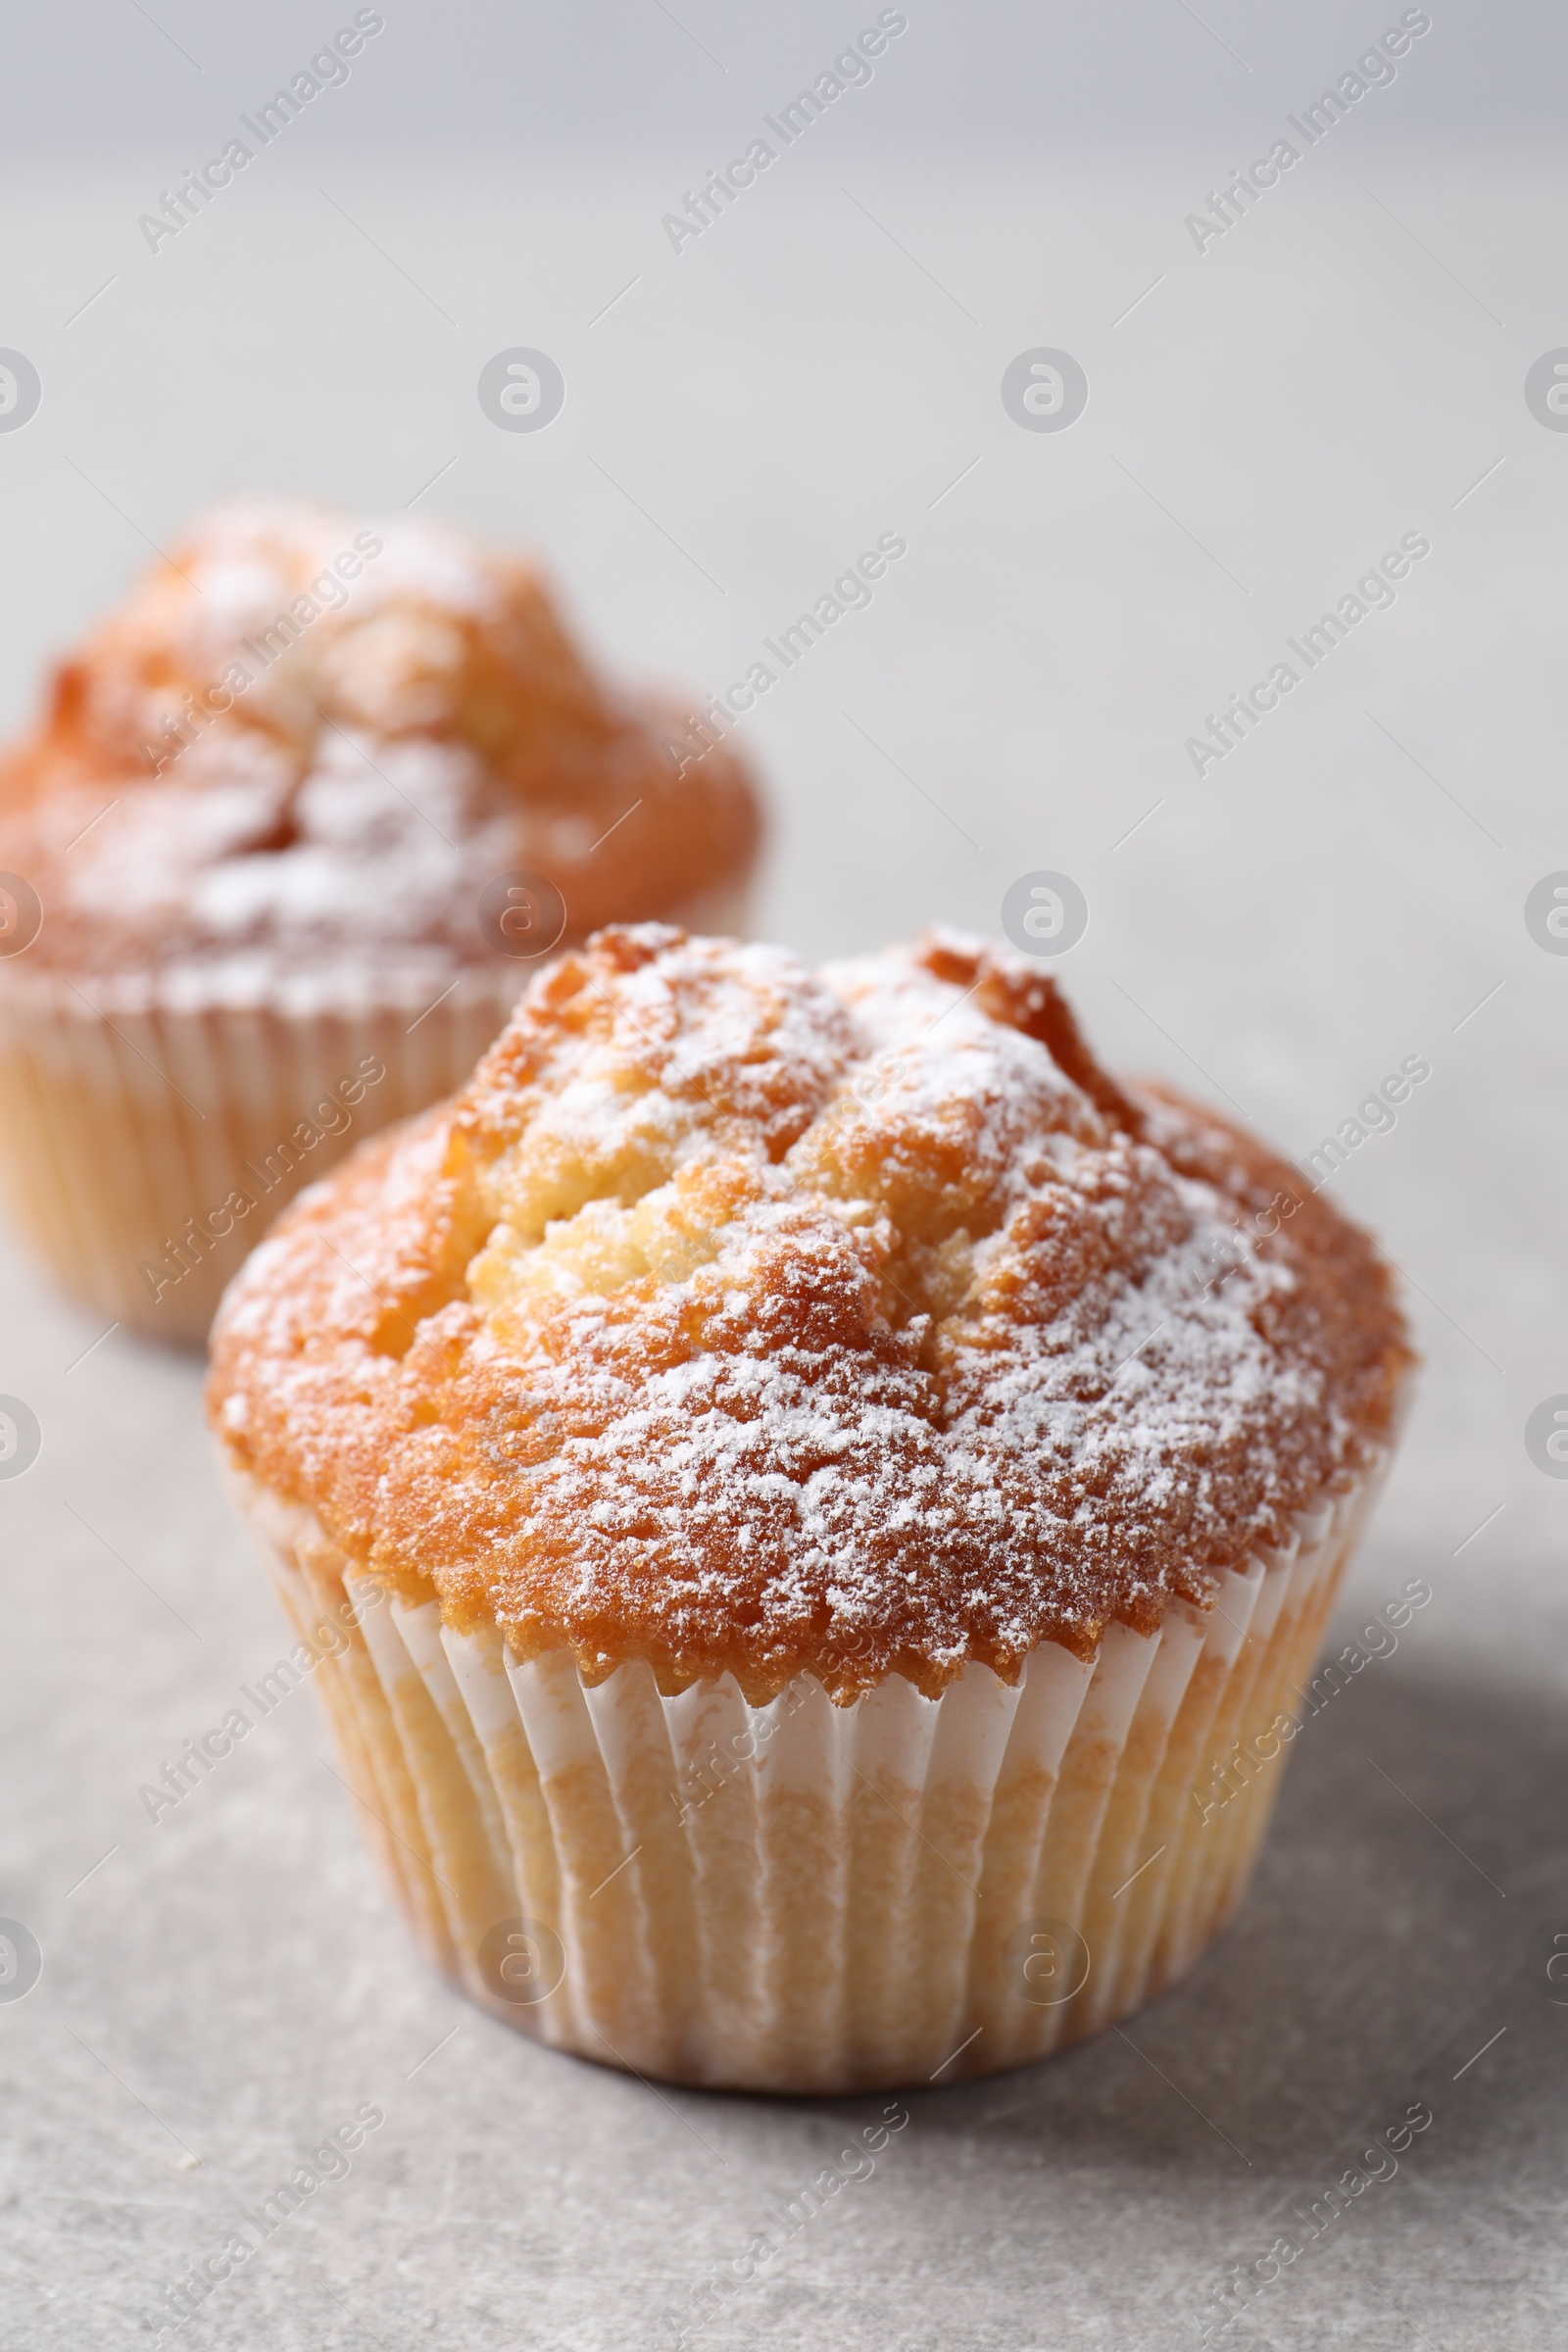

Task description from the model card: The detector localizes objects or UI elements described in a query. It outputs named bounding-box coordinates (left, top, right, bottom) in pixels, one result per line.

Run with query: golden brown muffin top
left=0, top=499, right=758, bottom=995
left=209, top=926, right=1410, bottom=1700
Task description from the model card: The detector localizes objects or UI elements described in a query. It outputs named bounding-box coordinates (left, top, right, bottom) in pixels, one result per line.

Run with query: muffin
left=0, top=499, right=760, bottom=1342
left=208, top=924, right=1410, bottom=2093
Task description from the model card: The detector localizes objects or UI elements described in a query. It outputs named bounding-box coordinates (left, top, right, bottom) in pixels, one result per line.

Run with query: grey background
left=2, top=1, right=1566, bottom=2344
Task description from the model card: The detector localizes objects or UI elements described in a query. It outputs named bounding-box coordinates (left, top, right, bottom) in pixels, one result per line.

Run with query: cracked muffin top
left=208, top=925, right=1410, bottom=1699
left=0, top=499, right=759, bottom=999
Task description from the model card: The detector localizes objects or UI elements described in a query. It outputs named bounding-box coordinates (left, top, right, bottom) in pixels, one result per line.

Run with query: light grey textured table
left=2, top=12, right=1566, bottom=2340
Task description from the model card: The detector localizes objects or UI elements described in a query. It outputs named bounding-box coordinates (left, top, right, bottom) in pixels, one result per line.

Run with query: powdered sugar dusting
left=208, top=926, right=1410, bottom=1698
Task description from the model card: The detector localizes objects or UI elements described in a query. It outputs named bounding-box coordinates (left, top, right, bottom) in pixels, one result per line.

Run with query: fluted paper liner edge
left=223, top=1446, right=1394, bottom=2094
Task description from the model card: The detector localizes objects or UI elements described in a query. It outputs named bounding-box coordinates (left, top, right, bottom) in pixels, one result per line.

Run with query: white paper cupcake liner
left=226, top=1446, right=1393, bottom=2095
left=0, top=879, right=752, bottom=1344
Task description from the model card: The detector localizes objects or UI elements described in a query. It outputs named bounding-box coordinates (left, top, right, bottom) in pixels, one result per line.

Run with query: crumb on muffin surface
left=208, top=925, right=1411, bottom=1700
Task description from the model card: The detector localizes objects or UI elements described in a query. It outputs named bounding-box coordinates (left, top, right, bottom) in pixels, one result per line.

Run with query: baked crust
left=0, top=499, right=759, bottom=985
left=208, top=926, right=1411, bottom=1700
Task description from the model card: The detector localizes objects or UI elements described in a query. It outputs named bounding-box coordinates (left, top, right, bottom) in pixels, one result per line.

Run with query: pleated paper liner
left=228, top=1447, right=1393, bottom=2095
left=0, top=879, right=750, bottom=1346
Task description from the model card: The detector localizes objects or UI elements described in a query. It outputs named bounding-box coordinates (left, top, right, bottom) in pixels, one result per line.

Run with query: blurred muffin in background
left=0, top=497, right=760, bottom=1341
